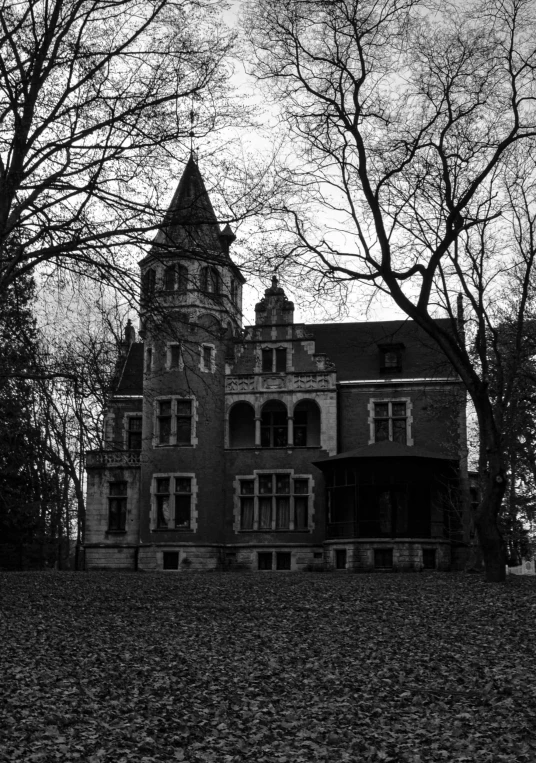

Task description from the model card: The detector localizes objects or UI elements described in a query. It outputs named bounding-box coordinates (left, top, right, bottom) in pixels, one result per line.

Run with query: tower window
left=152, top=472, right=197, bottom=531
left=230, top=278, right=238, bottom=303
left=142, top=268, right=156, bottom=299
left=201, top=344, right=215, bottom=372
left=164, top=265, right=176, bottom=291
left=145, top=347, right=153, bottom=372
left=201, top=266, right=220, bottom=294
left=155, top=397, right=195, bottom=447
left=169, top=343, right=181, bottom=369
left=157, top=401, right=172, bottom=445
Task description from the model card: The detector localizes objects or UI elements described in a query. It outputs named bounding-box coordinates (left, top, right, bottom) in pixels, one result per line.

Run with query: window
left=164, top=265, right=176, bottom=291
left=276, top=552, right=291, bottom=570
left=229, top=402, right=255, bottom=448
left=238, top=472, right=312, bottom=531
left=174, top=477, right=192, bottom=529
left=153, top=474, right=195, bottom=531
left=201, top=344, right=214, bottom=372
left=293, top=400, right=321, bottom=447
left=142, top=268, right=156, bottom=299
left=163, top=551, right=179, bottom=570
left=108, top=481, right=127, bottom=531
left=374, top=548, right=393, bottom=569
left=240, top=480, right=254, bottom=530
left=261, top=347, right=287, bottom=373
left=261, top=402, right=288, bottom=447
left=378, top=343, right=404, bottom=373
left=169, top=343, right=181, bottom=369
left=155, top=477, right=170, bottom=528
left=373, top=400, right=408, bottom=444
left=155, top=398, right=194, bottom=446
left=201, top=266, right=220, bottom=294
left=230, top=278, right=238, bottom=303
left=145, top=347, right=153, bottom=373
left=127, top=417, right=142, bottom=450
left=258, top=552, right=273, bottom=570
left=163, top=264, right=188, bottom=292
left=335, top=549, right=347, bottom=569
left=422, top=548, right=436, bottom=569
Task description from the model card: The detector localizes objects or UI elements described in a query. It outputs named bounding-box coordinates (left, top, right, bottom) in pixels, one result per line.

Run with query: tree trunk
left=474, top=475, right=507, bottom=582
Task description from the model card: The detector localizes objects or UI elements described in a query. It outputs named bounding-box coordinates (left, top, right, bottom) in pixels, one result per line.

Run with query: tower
left=136, top=156, right=245, bottom=570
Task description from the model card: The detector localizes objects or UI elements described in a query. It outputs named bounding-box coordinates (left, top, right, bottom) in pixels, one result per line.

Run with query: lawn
left=1, top=571, right=535, bottom=763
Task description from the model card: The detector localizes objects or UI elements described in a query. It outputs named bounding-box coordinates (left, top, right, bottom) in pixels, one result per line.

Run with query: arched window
left=177, top=264, right=188, bottom=292
left=200, top=266, right=220, bottom=294
left=229, top=402, right=255, bottom=447
left=293, top=400, right=321, bottom=447
left=261, top=401, right=288, bottom=447
left=230, top=278, right=238, bottom=303
left=163, top=265, right=176, bottom=291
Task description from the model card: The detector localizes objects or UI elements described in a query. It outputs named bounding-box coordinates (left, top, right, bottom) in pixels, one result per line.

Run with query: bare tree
left=243, top=0, right=536, bottom=581
left=0, top=0, right=237, bottom=297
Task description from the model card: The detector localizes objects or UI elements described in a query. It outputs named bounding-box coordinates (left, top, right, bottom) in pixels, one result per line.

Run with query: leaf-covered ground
left=1, top=572, right=536, bottom=763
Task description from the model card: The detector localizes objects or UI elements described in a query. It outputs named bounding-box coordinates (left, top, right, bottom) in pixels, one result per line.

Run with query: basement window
left=163, top=551, right=179, bottom=570
left=422, top=548, right=436, bottom=569
left=335, top=549, right=347, bottom=569
left=374, top=548, right=393, bottom=569
left=258, top=552, right=273, bottom=570
left=276, top=552, right=291, bottom=570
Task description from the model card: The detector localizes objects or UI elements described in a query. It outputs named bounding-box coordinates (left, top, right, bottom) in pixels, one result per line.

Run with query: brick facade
left=84, top=157, right=471, bottom=573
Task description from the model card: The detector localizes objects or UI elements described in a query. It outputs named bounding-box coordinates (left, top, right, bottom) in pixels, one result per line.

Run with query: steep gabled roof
left=306, top=319, right=456, bottom=381
left=114, top=343, right=144, bottom=396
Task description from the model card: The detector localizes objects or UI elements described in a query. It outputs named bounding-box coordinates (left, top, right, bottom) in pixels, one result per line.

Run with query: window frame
left=200, top=266, right=220, bottom=295
left=153, top=396, right=197, bottom=448
left=145, top=346, right=153, bottom=373
left=123, top=413, right=143, bottom=450
left=260, top=346, right=288, bottom=373
left=368, top=397, right=413, bottom=446
left=235, top=470, right=314, bottom=532
left=108, top=481, right=128, bottom=532
left=200, top=343, right=216, bottom=373
left=378, top=343, right=404, bottom=374
left=151, top=472, right=197, bottom=531
left=166, top=342, right=183, bottom=371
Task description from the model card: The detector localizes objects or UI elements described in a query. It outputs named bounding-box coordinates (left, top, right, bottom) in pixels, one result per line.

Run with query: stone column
left=255, top=416, right=262, bottom=447
left=287, top=415, right=294, bottom=447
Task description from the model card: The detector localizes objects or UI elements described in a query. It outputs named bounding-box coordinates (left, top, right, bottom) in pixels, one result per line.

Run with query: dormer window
left=379, top=343, right=404, bottom=373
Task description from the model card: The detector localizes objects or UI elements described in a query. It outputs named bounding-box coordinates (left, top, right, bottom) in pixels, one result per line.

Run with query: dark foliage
left=1, top=572, right=535, bottom=762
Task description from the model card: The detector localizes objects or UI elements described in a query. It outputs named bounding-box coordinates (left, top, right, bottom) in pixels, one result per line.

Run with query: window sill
left=238, top=529, right=310, bottom=533
left=226, top=446, right=321, bottom=451
left=154, top=444, right=194, bottom=449
left=152, top=528, right=194, bottom=533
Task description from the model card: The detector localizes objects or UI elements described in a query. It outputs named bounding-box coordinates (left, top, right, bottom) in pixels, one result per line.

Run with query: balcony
left=86, top=450, right=141, bottom=468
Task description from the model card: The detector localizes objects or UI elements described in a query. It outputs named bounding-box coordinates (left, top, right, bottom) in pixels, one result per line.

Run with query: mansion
left=84, top=157, right=471, bottom=572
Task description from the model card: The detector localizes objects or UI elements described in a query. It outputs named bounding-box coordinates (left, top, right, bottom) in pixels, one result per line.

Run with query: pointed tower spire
left=152, top=155, right=226, bottom=256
